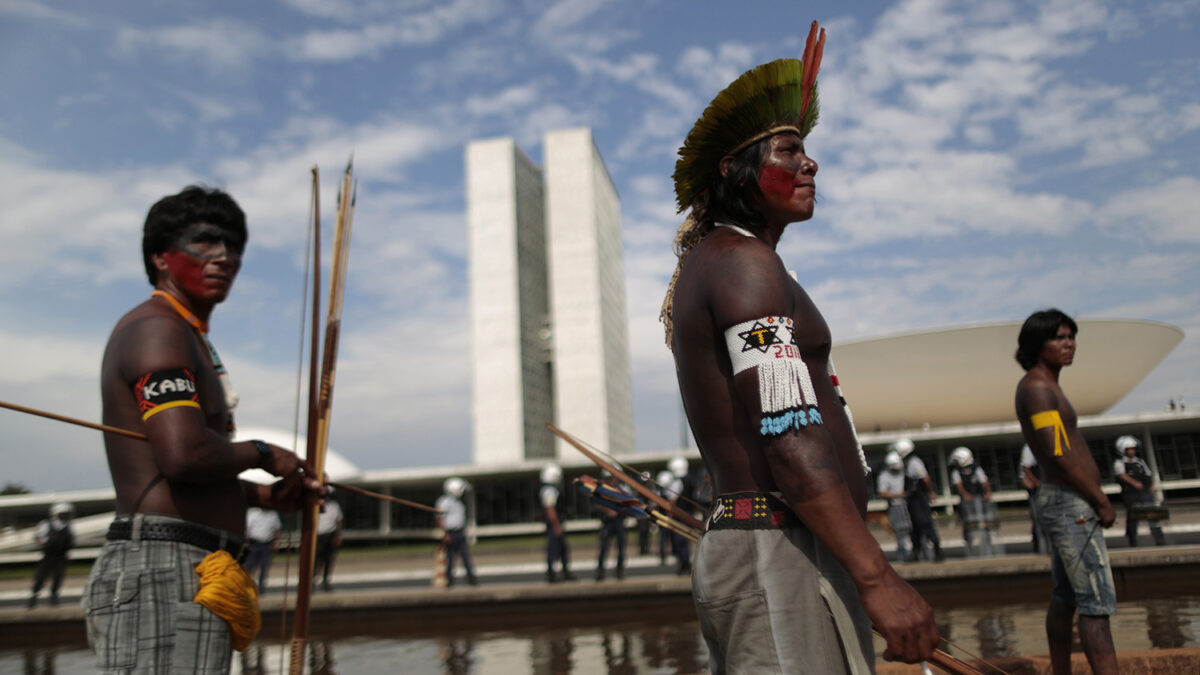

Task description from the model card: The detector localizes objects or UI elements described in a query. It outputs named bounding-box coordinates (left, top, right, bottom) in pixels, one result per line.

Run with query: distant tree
left=1, top=483, right=31, bottom=495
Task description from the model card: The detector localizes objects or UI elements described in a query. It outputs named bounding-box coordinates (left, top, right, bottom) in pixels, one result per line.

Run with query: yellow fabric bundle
left=193, top=550, right=261, bottom=651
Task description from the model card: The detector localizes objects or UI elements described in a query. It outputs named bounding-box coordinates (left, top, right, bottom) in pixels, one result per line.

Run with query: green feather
left=673, top=58, right=820, bottom=213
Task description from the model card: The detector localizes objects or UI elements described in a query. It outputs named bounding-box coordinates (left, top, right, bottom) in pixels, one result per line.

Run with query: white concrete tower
left=544, top=128, right=634, bottom=458
left=466, top=138, right=555, bottom=465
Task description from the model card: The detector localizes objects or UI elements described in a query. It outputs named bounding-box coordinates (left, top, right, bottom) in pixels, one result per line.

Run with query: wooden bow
left=545, top=423, right=704, bottom=532
left=289, top=160, right=355, bottom=675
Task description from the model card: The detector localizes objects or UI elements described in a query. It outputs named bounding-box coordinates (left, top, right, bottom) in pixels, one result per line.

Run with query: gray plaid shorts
left=82, top=515, right=234, bottom=674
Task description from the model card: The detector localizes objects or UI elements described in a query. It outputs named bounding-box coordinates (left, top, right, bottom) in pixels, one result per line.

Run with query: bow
left=289, top=160, right=355, bottom=675
left=546, top=423, right=704, bottom=533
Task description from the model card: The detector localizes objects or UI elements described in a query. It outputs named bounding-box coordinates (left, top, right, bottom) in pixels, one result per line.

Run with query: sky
left=1, top=0, right=1198, bottom=492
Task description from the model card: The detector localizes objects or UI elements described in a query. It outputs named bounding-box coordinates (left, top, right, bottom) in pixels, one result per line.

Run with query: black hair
left=142, top=185, right=246, bottom=285
left=705, top=136, right=773, bottom=228
left=1015, top=308, right=1078, bottom=371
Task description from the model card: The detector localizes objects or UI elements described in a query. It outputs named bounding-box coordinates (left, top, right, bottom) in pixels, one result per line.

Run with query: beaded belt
left=107, top=517, right=244, bottom=555
left=706, top=492, right=803, bottom=531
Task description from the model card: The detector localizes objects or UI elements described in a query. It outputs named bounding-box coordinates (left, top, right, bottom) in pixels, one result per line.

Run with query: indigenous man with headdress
left=83, top=186, right=324, bottom=673
left=661, top=23, right=938, bottom=673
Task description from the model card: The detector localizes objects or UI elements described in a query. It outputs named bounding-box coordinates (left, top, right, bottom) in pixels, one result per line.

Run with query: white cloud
left=1097, top=177, right=1200, bottom=244
left=0, top=0, right=88, bottom=27
left=676, top=43, right=756, bottom=95
left=530, top=0, right=634, bottom=54
left=465, top=83, right=542, bottom=119
left=213, top=116, right=455, bottom=249
left=115, top=18, right=271, bottom=72
left=287, top=0, right=502, bottom=61
left=0, top=144, right=196, bottom=286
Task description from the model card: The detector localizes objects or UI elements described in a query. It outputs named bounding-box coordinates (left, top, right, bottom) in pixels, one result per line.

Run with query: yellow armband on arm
left=1031, top=410, right=1071, bottom=456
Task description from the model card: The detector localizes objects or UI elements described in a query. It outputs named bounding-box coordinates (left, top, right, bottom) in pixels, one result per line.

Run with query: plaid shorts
left=82, top=515, right=236, bottom=673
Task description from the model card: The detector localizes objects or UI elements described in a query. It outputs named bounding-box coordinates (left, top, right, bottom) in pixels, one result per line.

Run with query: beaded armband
left=725, top=316, right=822, bottom=437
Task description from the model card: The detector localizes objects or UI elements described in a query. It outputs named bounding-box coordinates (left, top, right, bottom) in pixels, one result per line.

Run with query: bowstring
left=938, top=636, right=1011, bottom=675
left=278, top=169, right=317, bottom=674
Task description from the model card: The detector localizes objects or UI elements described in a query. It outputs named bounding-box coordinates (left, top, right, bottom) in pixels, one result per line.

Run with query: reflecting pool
left=4, top=591, right=1197, bottom=673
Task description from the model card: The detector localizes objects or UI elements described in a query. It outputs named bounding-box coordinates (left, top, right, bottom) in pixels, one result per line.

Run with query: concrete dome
left=234, top=425, right=361, bottom=485
left=829, top=319, right=1183, bottom=432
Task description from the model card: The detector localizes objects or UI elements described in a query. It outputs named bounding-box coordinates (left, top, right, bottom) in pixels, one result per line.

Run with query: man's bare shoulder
left=687, top=228, right=779, bottom=271
left=105, top=301, right=197, bottom=374
left=1015, top=369, right=1060, bottom=410
left=680, top=230, right=791, bottom=316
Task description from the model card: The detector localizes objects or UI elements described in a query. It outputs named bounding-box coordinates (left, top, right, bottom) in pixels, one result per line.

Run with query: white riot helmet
left=1115, top=435, right=1140, bottom=454
left=885, top=452, right=903, bottom=471
left=656, top=470, right=675, bottom=488
left=50, top=502, right=73, bottom=517
left=949, top=447, right=974, bottom=468
left=540, top=463, right=562, bottom=485
left=890, top=438, right=915, bottom=458
left=668, top=456, right=689, bottom=479
left=443, top=477, right=466, bottom=498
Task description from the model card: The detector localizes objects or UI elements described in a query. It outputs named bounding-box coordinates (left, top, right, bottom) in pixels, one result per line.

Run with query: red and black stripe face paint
left=755, top=133, right=817, bottom=226
left=159, top=222, right=242, bottom=302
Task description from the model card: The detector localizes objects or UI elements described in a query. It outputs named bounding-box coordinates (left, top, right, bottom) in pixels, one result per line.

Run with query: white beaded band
left=725, top=316, right=822, bottom=436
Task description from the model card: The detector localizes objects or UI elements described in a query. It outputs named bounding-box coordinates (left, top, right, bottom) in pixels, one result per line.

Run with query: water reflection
left=1146, top=598, right=1190, bottom=649
left=600, top=631, right=634, bottom=675
left=974, top=613, right=1017, bottom=658
left=22, top=647, right=56, bottom=675
left=308, top=640, right=337, bottom=675
left=439, top=636, right=474, bottom=675
left=530, top=635, right=573, bottom=675
left=3, top=595, right=1198, bottom=673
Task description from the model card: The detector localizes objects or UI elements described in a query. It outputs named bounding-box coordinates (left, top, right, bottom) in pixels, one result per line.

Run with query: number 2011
left=772, top=344, right=799, bottom=358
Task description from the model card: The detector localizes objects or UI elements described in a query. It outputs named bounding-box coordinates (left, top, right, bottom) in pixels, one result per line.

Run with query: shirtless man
left=83, top=185, right=322, bottom=673
left=662, top=46, right=937, bottom=673
left=1015, top=308, right=1118, bottom=675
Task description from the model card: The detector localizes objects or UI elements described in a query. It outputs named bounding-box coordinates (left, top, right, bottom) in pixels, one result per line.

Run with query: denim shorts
left=1035, top=484, right=1117, bottom=616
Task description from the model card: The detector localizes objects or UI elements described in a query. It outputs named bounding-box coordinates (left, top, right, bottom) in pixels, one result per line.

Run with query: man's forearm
left=792, top=484, right=891, bottom=587
left=766, top=441, right=889, bottom=588
left=155, top=433, right=262, bottom=482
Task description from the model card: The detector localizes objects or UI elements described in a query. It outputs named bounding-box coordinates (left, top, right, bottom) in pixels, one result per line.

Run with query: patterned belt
left=706, top=492, right=803, bottom=531
left=107, top=517, right=244, bottom=555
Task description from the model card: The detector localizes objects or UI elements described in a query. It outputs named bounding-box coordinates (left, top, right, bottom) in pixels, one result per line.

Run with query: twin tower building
left=466, top=128, right=635, bottom=466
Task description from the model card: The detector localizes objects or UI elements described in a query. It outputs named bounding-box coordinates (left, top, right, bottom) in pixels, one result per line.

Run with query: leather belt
left=107, top=518, right=244, bottom=555
left=706, top=492, right=803, bottom=531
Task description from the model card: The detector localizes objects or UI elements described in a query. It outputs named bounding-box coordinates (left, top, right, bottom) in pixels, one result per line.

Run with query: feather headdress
left=672, top=21, right=825, bottom=213
left=661, top=21, right=826, bottom=348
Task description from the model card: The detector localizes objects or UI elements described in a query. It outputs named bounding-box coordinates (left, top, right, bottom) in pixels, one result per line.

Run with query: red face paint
left=753, top=133, right=817, bottom=227
left=758, top=164, right=798, bottom=199
left=157, top=223, right=241, bottom=306
left=161, top=250, right=215, bottom=298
